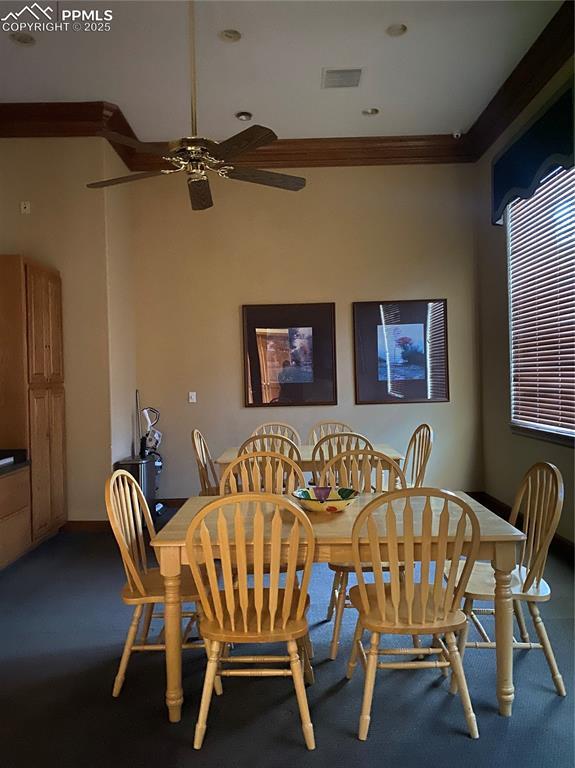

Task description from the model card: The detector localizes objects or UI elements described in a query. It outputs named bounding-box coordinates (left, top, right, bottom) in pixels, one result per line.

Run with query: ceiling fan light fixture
left=235, top=111, right=253, bottom=122
left=386, top=23, right=408, bottom=37
left=9, top=31, right=36, bottom=46
left=219, top=29, right=242, bottom=42
left=362, top=107, right=380, bottom=116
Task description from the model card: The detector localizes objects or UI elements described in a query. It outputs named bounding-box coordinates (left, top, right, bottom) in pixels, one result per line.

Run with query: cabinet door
left=47, top=274, right=64, bottom=383
left=29, top=389, right=52, bottom=538
left=26, top=266, right=48, bottom=385
left=49, top=388, right=66, bottom=526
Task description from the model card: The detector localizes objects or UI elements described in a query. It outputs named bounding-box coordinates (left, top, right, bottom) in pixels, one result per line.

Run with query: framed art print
left=353, top=299, right=449, bottom=404
left=243, top=303, right=337, bottom=407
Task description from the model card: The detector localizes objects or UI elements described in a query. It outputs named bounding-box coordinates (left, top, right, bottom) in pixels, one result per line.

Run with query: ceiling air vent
left=321, top=68, right=363, bottom=89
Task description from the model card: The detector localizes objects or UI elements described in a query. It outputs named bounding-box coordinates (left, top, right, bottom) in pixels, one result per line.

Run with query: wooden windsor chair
left=185, top=493, right=317, bottom=750
left=449, top=462, right=566, bottom=698
left=105, top=470, right=209, bottom=697
left=219, top=451, right=314, bottom=663
left=192, top=429, right=219, bottom=496
left=402, top=423, right=433, bottom=487
left=319, top=449, right=406, bottom=659
left=252, top=422, right=302, bottom=446
left=346, top=488, right=481, bottom=741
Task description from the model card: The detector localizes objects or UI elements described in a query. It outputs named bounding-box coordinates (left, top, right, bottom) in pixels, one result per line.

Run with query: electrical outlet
left=188, top=391, right=197, bottom=403
left=20, top=201, right=31, bottom=215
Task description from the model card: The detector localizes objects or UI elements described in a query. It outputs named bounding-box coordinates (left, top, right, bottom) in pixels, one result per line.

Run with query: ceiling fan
left=87, top=126, right=306, bottom=210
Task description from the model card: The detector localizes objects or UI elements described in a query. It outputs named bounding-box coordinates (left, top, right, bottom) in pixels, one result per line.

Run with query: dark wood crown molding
left=464, top=0, right=574, bottom=159
left=0, top=3, right=572, bottom=169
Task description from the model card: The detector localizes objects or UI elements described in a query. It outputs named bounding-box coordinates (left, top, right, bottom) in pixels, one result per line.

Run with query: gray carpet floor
left=0, top=531, right=573, bottom=768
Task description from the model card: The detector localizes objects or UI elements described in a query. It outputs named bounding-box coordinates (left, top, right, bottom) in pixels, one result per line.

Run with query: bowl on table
left=292, top=486, right=358, bottom=513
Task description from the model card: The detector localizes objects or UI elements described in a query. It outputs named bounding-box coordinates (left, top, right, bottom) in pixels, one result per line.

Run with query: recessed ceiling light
left=362, top=108, right=380, bottom=116
left=386, top=23, right=408, bottom=37
left=219, top=29, right=242, bottom=42
left=235, top=111, right=253, bottom=122
left=9, top=31, right=36, bottom=46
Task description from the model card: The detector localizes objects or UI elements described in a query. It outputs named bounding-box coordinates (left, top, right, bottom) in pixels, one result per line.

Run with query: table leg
left=493, top=547, right=515, bottom=717
left=164, top=571, right=183, bottom=722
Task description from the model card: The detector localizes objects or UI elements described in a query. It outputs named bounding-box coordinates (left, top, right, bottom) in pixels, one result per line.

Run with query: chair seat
left=199, top=589, right=310, bottom=643
left=349, top=583, right=466, bottom=634
left=445, top=561, right=551, bottom=602
left=122, top=567, right=200, bottom=604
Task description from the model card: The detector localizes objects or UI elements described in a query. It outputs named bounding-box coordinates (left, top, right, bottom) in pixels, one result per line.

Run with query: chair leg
left=303, top=630, right=315, bottom=660
left=527, top=602, right=566, bottom=696
left=288, top=639, right=316, bottom=750
left=298, top=637, right=315, bottom=685
left=513, top=600, right=530, bottom=643
left=358, top=632, right=379, bottom=741
left=205, top=640, right=223, bottom=696
left=450, top=598, right=472, bottom=694
left=139, top=603, right=154, bottom=644
left=113, top=605, right=143, bottom=697
left=194, top=639, right=221, bottom=749
left=432, top=634, right=449, bottom=677
left=446, top=631, right=479, bottom=739
left=326, top=570, right=341, bottom=621
left=329, top=570, right=349, bottom=660
left=346, top=616, right=364, bottom=679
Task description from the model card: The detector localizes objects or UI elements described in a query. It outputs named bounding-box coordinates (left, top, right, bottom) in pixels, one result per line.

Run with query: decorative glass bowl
left=292, top=486, right=358, bottom=513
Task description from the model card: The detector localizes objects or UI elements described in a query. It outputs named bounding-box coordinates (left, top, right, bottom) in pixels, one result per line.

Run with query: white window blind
left=506, top=165, right=575, bottom=439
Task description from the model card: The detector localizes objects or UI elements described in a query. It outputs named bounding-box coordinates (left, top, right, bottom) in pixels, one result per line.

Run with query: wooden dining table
left=215, top=443, right=404, bottom=473
left=151, top=491, right=525, bottom=724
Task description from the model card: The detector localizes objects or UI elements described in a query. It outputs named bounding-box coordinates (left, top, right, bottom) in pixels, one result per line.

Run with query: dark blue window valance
left=492, top=85, right=574, bottom=224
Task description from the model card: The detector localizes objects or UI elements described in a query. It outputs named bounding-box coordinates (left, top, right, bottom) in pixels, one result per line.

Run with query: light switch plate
left=188, top=391, right=197, bottom=403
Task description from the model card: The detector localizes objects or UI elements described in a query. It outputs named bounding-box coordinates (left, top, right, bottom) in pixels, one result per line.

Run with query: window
left=506, top=165, right=575, bottom=442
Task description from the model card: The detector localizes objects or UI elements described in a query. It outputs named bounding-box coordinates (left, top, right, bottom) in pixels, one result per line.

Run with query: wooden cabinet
left=0, top=467, right=31, bottom=569
left=0, top=255, right=66, bottom=567
left=49, top=388, right=66, bottom=525
left=26, top=265, right=49, bottom=385
left=26, top=264, right=64, bottom=386
left=29, top=388, right=52, bottom=538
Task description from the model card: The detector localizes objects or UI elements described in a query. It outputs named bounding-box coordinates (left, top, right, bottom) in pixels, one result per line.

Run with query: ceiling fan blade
left=101, top=130, right=172, bottom=156
left=86, top=171, right=168, bottom=189
left=187, top=176, right=213, bottom=210
left=213, top=125, right=278, bottom=160
left=225, top=167, right=306, bottom=192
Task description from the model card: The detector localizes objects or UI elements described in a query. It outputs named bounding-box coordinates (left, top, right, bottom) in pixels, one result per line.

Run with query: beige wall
left=104, top=144, right=137, bottom=462
left=130, top=163, right=482, bottom=499
left=0, top=137, right=112, bottom=520
left=473, top=62, right=574, bottom=542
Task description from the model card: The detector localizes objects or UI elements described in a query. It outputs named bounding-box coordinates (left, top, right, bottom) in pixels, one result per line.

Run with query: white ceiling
left=0, top=0, right=562, bottom=141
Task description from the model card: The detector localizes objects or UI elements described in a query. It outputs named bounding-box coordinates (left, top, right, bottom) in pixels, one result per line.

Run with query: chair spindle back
left=311, top=432, right=372, bottom=482
left=403, top=424, right=433, bottom=487
left=307, top=420, right=352, bottom=446
left=192, top=429, right=219, bottom=495
left=105, top=470, right=156, bottom=596
left=320, top=449, right=406, bottom=493
left=239, top=434, right=301, bottom=461
left=220, top=451, right=305, bottom=495
left=352, top=488, right=480, bottom=626
left=185, top=494, right=315, bottom=632
left=252, top=422, right=301, bottom=446
left=511, top=462, right=564, bottom=592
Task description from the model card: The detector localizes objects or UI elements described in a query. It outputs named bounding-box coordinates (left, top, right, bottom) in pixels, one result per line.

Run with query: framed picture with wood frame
left=353, top=299, right=449, bottom=404
left=243, top=303, right=337, bottom=407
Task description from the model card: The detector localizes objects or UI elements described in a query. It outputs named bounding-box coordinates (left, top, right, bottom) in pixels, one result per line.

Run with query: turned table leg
left=162, top=551, right=183, bottom=723
left=493, top=545, right=515, bottom=717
